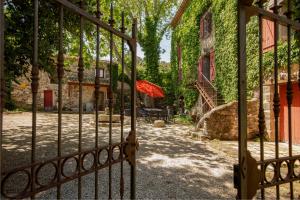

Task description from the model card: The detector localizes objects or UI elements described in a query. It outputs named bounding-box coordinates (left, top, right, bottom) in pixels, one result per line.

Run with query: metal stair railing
left=195, top=72, right=220, bottom=110
left=195, top=81, right=216, bottom=109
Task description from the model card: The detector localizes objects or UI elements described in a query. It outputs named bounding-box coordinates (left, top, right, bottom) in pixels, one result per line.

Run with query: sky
left=137, top=35, right=171, bottom=63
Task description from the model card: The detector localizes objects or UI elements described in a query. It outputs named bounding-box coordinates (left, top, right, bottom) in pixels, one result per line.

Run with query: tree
left=4, top=0, right=61, bottom=109
left=116, top=0, right=178, bottom=85
left=3, top=0, right=178, bottom=109
left=3, top=0, right=116, bottom=109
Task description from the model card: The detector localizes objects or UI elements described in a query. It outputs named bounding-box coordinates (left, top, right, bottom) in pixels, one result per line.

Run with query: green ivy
left=139, top=17, right=162, bottom=85
left=171, top=0, right=300, bottom=108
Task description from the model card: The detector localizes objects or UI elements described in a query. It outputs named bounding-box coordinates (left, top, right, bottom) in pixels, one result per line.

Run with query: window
left=177, top=44, right=182, bottom=82
left=99, top=68, right=105, bottom=78
left=200, top=11, right=212, bottom=39
left=203, top=55, right=210, bottom=81
left=198, top=49, right=215, bottom=82
left=95, top=68, right=105, bottom=78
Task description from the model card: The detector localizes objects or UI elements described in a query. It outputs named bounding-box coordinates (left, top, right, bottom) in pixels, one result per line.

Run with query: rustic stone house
left=12, top=60, right=110, bottom=112
left=171, top=0, right=300, bottom=143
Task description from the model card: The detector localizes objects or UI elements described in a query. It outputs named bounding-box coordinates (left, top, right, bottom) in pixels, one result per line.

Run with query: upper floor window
left=95, top=68, right=105, bottom=78
left=177, top=43, right=182, bottom=82
left=200, top=11, right=212, bottom=39
left=99, top=68, right=105, bottom=78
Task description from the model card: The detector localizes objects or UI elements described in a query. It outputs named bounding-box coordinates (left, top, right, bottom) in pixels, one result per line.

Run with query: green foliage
left=213, top=0, right=238, bottom=102
left=174, top=115, right=193, bottom=125
left=4, top=0, right=153, bottom=112
left=139, top=17, right=161, bottom=84
left=171, top=0, right=300, bottom=108
left=170, top=0, right=212, bottom=108
left=117, top=0, right=178, bottom=85
left=160, top=66, right=176, bottom=106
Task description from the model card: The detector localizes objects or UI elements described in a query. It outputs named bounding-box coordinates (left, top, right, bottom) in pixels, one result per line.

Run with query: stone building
left=11, top=60, right=111, bottom=112
left=171, top=0, right=300, bottom=143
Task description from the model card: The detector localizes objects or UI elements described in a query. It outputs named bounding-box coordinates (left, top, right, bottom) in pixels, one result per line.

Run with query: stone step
left=187, top=128, right=208, bottom=140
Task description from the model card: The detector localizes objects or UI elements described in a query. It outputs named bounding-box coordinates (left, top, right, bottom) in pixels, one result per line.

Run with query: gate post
left=236, top=1, right=248, bottom=199
left=130, top=18, right=138, bottom=200
left=0, top=0, right=4, bottom=196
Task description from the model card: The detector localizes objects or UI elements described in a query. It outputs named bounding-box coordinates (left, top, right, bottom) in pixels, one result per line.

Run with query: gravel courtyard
left=3, top=112, right=300, bottom=199
left=2, top=112, right=236, bottom=199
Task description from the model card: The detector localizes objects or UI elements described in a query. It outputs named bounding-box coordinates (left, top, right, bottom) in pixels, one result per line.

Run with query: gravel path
left=2, top=112, right=235, bottom=199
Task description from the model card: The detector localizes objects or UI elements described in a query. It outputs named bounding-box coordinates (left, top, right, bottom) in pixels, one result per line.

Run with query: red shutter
left=200, top=17, right=204, bottom=39
left=262, top=18, right=275, bottom=52
left=198, top=56, right=203, bottom=82
left=210, top=50, right=215, bottom=81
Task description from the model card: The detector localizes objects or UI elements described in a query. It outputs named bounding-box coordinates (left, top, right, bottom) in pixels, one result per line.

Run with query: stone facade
left=263, top=85, right=275, bottom=141
left=198, top=99, right=260, bottom=140
left=67, top=83, right=108, bottom=111
left=190, top=95, right=204, bottom=121
left=11, top=71, right=69, bottom=109
left=12, top=70, right=108, bottom=111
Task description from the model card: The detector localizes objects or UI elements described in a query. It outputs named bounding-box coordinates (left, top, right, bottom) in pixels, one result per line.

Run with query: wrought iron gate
left=0, top=0, right=138, bottom=199
left=236, top=0, right=300, bottom=199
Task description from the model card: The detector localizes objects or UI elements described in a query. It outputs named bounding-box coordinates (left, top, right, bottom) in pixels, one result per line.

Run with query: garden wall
left=198, top=99, right=260, bottom=140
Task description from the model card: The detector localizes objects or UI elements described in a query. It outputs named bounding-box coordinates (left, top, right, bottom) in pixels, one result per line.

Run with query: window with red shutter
left=204, top=12, right=212, bottom=38
left=262, top=18, right=275, bottom=52
left=198, top=56, right=203, bottom=82
left=200, top=18, right=204, bottom=39
left=200, top=11, right=212, bottom=39
left=210, top=50, right=215, bottom=81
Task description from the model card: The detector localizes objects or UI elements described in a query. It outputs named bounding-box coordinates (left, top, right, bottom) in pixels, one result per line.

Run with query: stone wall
left=263, top=85, right=275, bottom=141
left=11, top=70, right=107, bottom=111
left=68, top=84, right=107, bottom=111
left=11, top=70, right=69, bottom=109
left=190, top=95, right=203, bottom=121
left=198, top=99, right=260, bottom=140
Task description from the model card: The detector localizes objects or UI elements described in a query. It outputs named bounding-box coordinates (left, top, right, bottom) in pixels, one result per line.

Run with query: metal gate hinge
left=124, top=131, right=139, bottom=166
left=234, top=151, right=260, bottom=199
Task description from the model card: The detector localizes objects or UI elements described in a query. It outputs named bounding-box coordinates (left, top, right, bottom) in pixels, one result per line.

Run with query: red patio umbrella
left=136, top=80, right=165, bottom=98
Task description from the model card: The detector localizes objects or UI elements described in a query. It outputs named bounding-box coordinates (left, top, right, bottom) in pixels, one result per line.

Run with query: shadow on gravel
left=136, top=124, right=235, bottom=199
left=2, top=113, right=235, bottom=199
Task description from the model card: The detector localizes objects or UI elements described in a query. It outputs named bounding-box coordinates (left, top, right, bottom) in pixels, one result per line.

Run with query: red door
left=280, top=83, right=300, bottom=144
left=44, top=90, right=53, bottom=110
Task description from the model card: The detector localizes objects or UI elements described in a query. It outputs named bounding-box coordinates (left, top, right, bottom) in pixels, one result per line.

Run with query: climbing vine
left=171, top=0, right=300, bottom=108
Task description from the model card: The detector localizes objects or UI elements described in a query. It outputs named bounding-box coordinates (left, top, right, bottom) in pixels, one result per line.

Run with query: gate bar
left=77, top=1, right=85, bottom=198
left=0, top=0, right=4, bottom=196
left=94, top=0, right=101, bottom=198
left=257, top=0, right=265, bottom=198
left=270, top=0, right=280, bottom=197
left=54, top=0, right=132, bottom=41
left=130, top=18, right=137, bottom=200
left=120, top=12, right=126, bottom=200
left=237, top=2, right=248, bottom=199
left=57, top=4, right=65, bottom=199
left=244, top=5, right=300, bottom=30
left=108, top=2, right=115, bottom=199
left=31, top=0, right=40, bottom=198
left=285, top=0, right=294, bottom=198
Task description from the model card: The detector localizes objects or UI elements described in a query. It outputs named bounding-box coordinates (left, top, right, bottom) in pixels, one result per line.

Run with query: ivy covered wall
left=171, top=0, right=300, bottom=109
left=171, top=0, right=238, bottom=108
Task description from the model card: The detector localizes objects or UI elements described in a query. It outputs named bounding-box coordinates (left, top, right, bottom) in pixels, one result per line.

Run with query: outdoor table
left=143, top=108, right=164, bottom=121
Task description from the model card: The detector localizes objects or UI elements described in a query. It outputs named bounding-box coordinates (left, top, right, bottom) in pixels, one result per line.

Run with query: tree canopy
left=116, top=0, right=179, bottom=84
left=3, top=0, right=179, bottom=109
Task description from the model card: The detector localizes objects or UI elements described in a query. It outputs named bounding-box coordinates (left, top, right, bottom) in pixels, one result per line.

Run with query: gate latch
left=124, top=131, right=139, bottom=166
left=234, top=151, right=261, bottom=199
